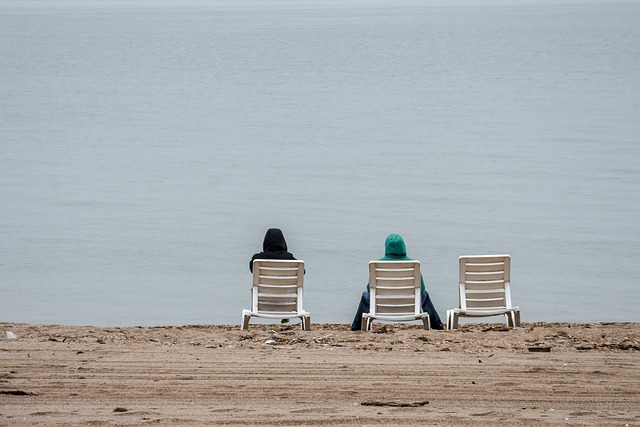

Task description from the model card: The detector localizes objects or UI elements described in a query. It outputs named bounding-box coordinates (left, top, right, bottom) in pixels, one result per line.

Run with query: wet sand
left=1, top=322, right=639, bottom=426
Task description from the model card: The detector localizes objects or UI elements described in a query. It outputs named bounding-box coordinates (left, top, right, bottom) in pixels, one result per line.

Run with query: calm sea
left=1, top=0, right=639, bottom=327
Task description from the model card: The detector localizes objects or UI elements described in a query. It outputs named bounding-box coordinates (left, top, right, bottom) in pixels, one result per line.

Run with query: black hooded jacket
left=249, top=228, right=297, bottom=272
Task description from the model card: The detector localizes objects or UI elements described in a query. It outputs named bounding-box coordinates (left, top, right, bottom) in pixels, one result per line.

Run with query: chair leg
left=302, top=316, right=311, bottom=331
left=421, top=316, right=430, bottom=331
left=241, top=314, right=250, bottom=330
left=452, top=313, right=459, bottom=329
left=509, top=311, right=519, bottom=328
left=446, top=310, right=452, bottom=330
left=514, top=310, right=521, bottom=327
left=361, top=315, right=369, bottom=332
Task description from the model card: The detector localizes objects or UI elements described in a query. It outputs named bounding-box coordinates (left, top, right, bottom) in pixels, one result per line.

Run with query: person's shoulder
left=252, top=252, right=266, bottom=259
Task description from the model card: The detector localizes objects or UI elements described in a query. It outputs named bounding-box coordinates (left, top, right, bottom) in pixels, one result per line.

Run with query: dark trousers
left=351, top=289, right=443, bottom=331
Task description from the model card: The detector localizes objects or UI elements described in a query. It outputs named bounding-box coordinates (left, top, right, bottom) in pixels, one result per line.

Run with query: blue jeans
left=351, top=289, right=443, bottom=331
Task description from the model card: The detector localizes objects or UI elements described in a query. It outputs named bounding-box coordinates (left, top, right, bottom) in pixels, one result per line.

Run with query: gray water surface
left=1, top=0, right=639, bottom=326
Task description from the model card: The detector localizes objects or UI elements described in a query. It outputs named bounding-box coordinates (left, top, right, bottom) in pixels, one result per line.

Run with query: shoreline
left=2, top=322, right=639, bottom=426
left=2, top=321, right=639, bottom=352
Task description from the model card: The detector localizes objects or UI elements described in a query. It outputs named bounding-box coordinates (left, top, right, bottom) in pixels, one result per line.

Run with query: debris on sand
left=361, top=400, right=429, bottom=407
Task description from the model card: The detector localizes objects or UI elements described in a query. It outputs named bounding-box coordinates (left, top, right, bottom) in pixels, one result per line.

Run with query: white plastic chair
left=241, top=260, right=310, bottom=330
left=362, top=260, right=430, bottom=331
left=447, top=255, right=521, bottom=329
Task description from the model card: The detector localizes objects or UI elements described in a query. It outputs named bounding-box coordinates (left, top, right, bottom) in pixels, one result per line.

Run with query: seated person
left=351, top=233, right=444, bottom=330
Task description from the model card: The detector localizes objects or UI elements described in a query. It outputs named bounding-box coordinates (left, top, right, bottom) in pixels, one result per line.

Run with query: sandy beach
left=1, top=321, right=638, bottom=426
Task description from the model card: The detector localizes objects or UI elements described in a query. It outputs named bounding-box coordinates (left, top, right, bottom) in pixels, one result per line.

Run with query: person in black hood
left=249, top=228, right=297, bottom=273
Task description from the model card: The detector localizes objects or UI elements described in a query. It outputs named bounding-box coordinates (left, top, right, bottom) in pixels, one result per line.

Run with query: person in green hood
left=351, top=233, right=444, bottom=330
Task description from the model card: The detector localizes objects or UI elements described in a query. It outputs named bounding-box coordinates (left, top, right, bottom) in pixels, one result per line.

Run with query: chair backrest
left=252, top=260, right=305, bottom=314
left=459, top=255, right=512, bottom=311
left=368, top=260, right=421, bottom=317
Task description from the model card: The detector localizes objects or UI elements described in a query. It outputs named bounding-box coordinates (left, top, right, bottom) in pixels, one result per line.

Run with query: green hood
left=367, top=234, right=425, bottom=292
left=382, top=233, right=409, bottom=259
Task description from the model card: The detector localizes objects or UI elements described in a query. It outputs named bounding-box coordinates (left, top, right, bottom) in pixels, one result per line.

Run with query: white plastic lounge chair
left=241, top=260, right=310, bottom=331
left=362, top=260, right=430, bottom=331
left=446, top=255, right=521, bottom=329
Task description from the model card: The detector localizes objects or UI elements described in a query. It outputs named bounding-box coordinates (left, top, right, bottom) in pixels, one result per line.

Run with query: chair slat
left=462, top=255, right=509, bottom=264
left=464, top=271, right=505, bottom=281
left=377, top=297, right=415, bottom=304
left=258, top=276, right=300, bottom=286
left=463, top=282, right=506, bottom=292
left=466, top=298, right=506, bottom=308
left=376, top=278, right=416, bottom=286
left=465, top=290, right=506, bottom=299
left=258, top=268, right=299, bottom=277
left=374, top=261, right=418, bottom=269
left=258, top=292, right=297, bottom=299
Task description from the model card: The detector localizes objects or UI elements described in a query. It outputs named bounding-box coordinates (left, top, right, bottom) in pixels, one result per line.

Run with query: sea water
left=1, top=0, right=639, bottom=326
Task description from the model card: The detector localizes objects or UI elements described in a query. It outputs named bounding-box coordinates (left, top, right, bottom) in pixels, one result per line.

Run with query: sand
left=1, top=321, right=639, bottom=426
